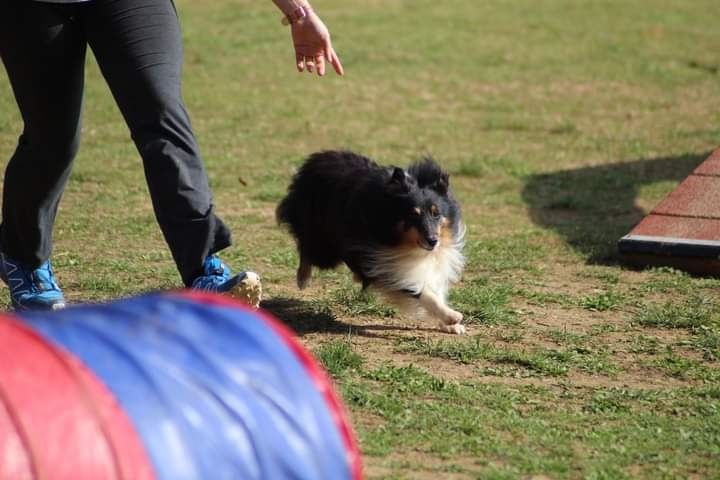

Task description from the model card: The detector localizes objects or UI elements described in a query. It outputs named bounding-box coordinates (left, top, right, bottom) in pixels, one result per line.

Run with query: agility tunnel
left=0, top=291, right=362, bottom=480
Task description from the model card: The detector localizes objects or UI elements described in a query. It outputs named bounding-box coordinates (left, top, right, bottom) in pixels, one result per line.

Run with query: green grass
left=395, top=336, right=619, bottom=378
left=635, top=295, right=720, bottom=360
left=326, top=282, right=398, bottom=318
left=2, top=0, right=720, bottom=477
left=634, top=295, right=716, bottom=329
left=579, top=290, right=625, bottom=312
left=651, top=354, right=720, bottom=382
left=314, top=339, right=364, bottom=377
left=328, top=343, right=720, bottom=479
left=449, top=278, right=518, bottom=325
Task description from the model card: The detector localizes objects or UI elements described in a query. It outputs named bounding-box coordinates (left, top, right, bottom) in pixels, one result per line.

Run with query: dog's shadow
left=521, top=151, right=710, bottom=264
left=261, top=296, right=437, bottom=338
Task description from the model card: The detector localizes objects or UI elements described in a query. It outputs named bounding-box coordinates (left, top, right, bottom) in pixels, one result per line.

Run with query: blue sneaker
left=0, top=254, right=66, bottom=311
left=191, top=255, right=262, bottom=308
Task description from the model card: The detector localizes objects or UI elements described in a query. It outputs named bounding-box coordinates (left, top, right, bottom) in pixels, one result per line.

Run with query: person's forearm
left=271, top=0, right=310, bottom=16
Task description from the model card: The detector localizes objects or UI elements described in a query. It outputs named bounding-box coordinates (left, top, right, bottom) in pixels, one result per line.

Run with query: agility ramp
left=0, top=292, right=362, bottom=480
left=619, top=148, right=720, bottom=275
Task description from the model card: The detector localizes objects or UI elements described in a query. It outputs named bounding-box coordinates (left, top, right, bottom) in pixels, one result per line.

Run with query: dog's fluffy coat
left=277, top=150, right=466, bottom=333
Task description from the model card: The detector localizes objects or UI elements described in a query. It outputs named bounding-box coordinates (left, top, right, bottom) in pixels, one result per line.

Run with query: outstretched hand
left=290, top=12, right=344, bottom=76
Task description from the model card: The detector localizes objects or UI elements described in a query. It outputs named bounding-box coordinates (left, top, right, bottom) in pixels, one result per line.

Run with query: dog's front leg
left=417, top=288, right=465, bottom=334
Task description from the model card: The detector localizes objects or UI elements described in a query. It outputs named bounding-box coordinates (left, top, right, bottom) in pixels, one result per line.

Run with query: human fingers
left=296, top=52, right=304, bottom=72
left=328, top=47, right=344, bottom=76
left=305, top=56, right=315, bottom=73
left=323, top=38, right=333, bottom=63
left=315, top=54, right=326, bottom=76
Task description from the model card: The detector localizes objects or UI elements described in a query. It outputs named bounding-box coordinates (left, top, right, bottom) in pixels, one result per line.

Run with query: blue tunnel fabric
left=19, top=293, right=351, bottom=480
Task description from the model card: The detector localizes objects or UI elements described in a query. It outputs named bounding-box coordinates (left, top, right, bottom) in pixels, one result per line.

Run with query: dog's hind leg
left=417, top=288, right=465, bottom=334
left=297, top=257, right=312, bottom=289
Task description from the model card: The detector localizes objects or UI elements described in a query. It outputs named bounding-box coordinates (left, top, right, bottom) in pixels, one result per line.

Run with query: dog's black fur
left=277, top=150, right=466, bottom=333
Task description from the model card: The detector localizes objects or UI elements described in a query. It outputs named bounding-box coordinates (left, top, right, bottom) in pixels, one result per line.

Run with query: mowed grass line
left=2, top=0, right=720, bottom=478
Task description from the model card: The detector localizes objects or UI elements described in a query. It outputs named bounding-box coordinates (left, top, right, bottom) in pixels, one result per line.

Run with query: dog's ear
left=409, top=157, right=450, bottom=195
left=431, top=172, right=449, bottom=195
left=387, top=167, right=411, bottom=193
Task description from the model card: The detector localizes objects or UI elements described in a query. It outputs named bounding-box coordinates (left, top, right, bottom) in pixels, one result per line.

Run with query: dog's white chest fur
left=364, top=224, right=466, bottom=301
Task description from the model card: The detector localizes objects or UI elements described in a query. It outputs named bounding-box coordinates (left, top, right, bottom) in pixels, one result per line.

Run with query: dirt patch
left=264, top=272, right=709, bottom=392
left=364, top=451, right=487, bottom=480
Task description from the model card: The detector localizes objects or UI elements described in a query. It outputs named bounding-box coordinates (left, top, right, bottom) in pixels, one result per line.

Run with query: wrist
left=272, top=0, right=310, bottom=17
left=281, top=4, right=313, bottom=26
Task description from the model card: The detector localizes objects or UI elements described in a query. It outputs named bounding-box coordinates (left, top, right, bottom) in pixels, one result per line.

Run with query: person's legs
left=79, top=0, right=233, bottom=286
left=0, top=0, right=86, bottom=267
left=0, top=0, right=85, bottom=310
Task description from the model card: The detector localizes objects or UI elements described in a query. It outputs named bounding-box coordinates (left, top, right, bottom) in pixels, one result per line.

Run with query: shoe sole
left=11, top=300, right=66, bottom=311
left=232, top=272, right=262, bottom=308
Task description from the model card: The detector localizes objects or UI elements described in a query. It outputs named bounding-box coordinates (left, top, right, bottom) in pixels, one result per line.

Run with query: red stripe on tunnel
left=0, top=314, right=155, bottom=480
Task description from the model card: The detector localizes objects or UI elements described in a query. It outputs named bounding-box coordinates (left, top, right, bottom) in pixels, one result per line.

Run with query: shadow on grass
left=262, top=296, right=440, bottom=338
left=522, top=151, right=710, bottom=264
left=262, top=297, right=354, bottom=335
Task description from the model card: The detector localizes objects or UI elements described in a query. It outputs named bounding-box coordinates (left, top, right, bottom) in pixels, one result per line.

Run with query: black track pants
left=0, top=0, right=232, bottom=285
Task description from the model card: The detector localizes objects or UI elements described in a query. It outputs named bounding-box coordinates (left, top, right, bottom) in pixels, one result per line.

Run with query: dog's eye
left=413, top=207, right=422, bottom=216
left=430, top=205, right=440, bottom=218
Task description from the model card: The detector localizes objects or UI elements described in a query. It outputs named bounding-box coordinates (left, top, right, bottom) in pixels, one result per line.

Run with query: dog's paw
left=442, top=308, right=463, bottom=326
left=439, top=322, right=466, bottom=335
left=438, top=308, right=465, bottom=334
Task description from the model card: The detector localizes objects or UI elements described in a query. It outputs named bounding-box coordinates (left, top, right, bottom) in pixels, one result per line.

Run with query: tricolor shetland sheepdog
left=276, top=150, right=466, bottom=334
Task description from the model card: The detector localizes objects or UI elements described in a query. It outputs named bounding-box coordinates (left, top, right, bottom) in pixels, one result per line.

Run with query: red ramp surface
left=619, top=148, right=720, bottom=275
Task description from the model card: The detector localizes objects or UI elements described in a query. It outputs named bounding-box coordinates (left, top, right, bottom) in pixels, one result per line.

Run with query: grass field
left=1, top=0, right=720, bottom=478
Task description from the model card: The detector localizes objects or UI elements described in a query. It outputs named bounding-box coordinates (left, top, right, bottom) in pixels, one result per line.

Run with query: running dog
left=276, top=150, right=466, bottom=334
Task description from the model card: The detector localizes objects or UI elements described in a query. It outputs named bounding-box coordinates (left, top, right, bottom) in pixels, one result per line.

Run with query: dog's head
left=385, top=158, right=460, bottom=251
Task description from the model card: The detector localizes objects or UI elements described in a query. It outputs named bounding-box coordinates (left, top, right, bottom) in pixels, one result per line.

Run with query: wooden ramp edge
left=618, top=147, right=720, bottom=276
